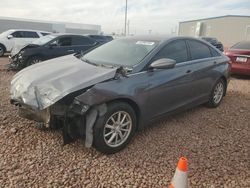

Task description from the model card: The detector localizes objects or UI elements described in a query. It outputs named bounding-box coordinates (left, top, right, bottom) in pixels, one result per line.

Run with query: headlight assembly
left=70, top=99, right=90, bottom=115
left=18, top=50, right=25, bottom=59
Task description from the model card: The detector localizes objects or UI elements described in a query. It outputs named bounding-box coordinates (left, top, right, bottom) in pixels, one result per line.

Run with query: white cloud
left=0, top=0, right=249, bottom=34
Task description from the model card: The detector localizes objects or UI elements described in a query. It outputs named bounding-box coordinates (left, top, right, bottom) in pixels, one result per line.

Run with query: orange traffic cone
left=169, top=157, right=188, bottom=188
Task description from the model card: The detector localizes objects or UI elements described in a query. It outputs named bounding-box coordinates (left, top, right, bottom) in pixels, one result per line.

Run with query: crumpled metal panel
left=85, top=103, right=107, bottom=147
left=10, top=54, right=117, bottom=110
left=11, top=42, right=27, bottom=56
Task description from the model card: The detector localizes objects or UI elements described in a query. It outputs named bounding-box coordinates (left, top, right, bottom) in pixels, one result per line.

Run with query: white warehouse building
left=178, top=15, right=250, bottom=48
left=0, top=16, right=101, bottom=35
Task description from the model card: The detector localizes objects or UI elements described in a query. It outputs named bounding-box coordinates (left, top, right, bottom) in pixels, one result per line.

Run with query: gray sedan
left=10, top=36, right=230, bottom=154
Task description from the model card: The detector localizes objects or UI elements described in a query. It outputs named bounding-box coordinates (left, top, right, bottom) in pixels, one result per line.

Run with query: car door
left=44, top=36, right=75, bottom=59
left=71, top=36, right=97, bottom=53
left=186, top=39, right=218, bottom=101
left=7, top=31, right=23, bottom=51
left=22, top=31, right=40, bottom=43
left=11, top=31, right=40, bottom=51
left=146, top=39, right=197, bottom=119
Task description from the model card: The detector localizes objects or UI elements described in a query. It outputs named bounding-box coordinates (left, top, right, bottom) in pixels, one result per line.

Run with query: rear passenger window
left=41, top=32, right=50, bottom=36
left=188, top=40, right=212, bottom=59
left=23, top=31, right=39, bottom=38
left=153, top=40, right=188, bottom=63
left=72, top=36, right=95, bottom=45
left=210, top=47, right=221, bottom=57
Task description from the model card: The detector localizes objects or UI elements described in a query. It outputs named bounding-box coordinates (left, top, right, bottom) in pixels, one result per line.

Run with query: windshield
left=231, top=41, right=250, bottom=50
left=0, top=30, right=12, bottom=36
left=83, top=38, right=158, bottom=67
left=32, top=35, right=56, bottom=45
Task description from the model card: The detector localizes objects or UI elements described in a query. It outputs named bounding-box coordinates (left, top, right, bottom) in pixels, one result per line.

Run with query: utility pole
left=127, top=20, right=130, bottom=36
left=124, top=0, right=128, bottom=36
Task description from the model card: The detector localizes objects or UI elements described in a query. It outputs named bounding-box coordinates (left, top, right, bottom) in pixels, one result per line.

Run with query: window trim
left=71, top=36, right=96, bottom=46
left=150, top=39, right=189, bottom=64
left=186, top=39, right=221, bottom=60
left=11, top=31, right=24, bottom=38
left=23, top=31, right=40, bottom=38
left=48, top=36, right=73, bottom=47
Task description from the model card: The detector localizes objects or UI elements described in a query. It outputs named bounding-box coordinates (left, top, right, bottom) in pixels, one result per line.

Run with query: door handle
left=67, top=50, right=74, bottom=52
left=186, top=70, right=192, bottom=74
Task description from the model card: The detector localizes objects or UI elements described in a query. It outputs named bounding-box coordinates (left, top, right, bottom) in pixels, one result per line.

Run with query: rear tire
left=93, top=102, right=137, bottom=154
left=206, top=78, right=226, bottom=108
left=0, top=44, right=5, bottom=57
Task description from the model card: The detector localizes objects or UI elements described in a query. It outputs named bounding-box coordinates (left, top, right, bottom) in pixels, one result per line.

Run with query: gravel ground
left=0, top=56, right=249, bottom=187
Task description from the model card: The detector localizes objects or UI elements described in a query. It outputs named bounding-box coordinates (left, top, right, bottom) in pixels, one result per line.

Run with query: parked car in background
left=87, top=35, right=113, bottom=44
left=8, top=34, right=99, bottom=70
left=201, top=37, right=224, bottom=52
left=0, top=29, right=50, bottom=57
left=224, top=41, right=250, bottom=75
left=10, top=36, right=230, bottom=154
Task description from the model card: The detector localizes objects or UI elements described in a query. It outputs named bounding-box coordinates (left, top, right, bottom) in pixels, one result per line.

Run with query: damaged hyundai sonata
left=10, top=36, right=230, bottom=154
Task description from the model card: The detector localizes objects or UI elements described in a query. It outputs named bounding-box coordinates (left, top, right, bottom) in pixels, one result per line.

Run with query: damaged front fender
left=63, top=103, right=107, bottom=148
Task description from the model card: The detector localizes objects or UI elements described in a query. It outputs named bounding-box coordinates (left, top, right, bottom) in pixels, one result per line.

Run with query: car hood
left=10, top=54, right=117, bottom=110
left=11, top=43, right=39, bottom=56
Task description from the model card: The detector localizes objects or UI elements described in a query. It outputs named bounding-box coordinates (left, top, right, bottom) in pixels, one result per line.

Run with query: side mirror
left=7, top=35, right=13, bottom=39
left=150, top=58, right=176, bottom=70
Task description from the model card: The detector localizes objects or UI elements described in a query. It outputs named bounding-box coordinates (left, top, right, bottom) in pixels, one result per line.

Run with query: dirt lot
left=0, top=56, right=249, bottom=187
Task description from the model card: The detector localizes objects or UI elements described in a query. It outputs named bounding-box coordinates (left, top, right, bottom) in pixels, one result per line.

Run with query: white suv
left=0, top=29, right=50, bottom=56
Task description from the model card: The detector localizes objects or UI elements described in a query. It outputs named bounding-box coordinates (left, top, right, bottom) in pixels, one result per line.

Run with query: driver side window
left=52, top=37, right=72, bottom=47
left=12, top=31, right=24, bottom=38
left=153, top=40, right=188, bottom=63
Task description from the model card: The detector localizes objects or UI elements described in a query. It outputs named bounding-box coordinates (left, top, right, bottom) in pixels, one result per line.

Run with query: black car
left=87, top=35, right=113, bottom=44
left=9, top=34, right=99, bottom=70
left=201, top=37, right=224, bottom=52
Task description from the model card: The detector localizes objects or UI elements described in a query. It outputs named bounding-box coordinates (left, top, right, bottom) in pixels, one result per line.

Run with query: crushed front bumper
left=11, top=98, right=107, bottom=148
left=11, top=99, right=51, bottom=123
left=8, top=55, right=25, bottom=70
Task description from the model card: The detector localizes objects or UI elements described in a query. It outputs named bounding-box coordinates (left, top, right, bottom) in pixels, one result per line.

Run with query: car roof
left=235, top=41, right=250, bottom=45
left=88, top=34, right=106, bottom=37
left=8, top=29, right=50, bottom=33
left=122, top=35, right=207, bottom=44
left=124, top=35, right=172, bottom=42
left=50, top=33, right=90, bottom=37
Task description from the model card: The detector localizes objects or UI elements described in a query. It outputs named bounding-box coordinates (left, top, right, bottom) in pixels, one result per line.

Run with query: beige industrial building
left=178, top=15, right=250, bottom=48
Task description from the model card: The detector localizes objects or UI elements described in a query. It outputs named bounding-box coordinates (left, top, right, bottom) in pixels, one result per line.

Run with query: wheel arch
left=0, top=43, right=6, bottom=52
left=26, top=54, right=44, bottom=66
left=27, top=54, right=44, bottom=60
left=219, top=75, right=227, bottom=96
left=106, top=98, right=141, bottom=130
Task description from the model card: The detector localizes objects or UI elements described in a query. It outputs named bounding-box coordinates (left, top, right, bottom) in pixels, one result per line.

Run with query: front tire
left=206, top=78, right=226, bottom=108
left=93, top=102, right=137, bottom=154
left=26, top=56, right=42, bottom=67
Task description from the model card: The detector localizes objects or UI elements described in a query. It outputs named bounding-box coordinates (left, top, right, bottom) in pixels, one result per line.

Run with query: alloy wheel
left=213, top=82, right=224, bottom=104
left=31, top=59, right=41, bottom=65
left=103, top=111, right=132, bottom=148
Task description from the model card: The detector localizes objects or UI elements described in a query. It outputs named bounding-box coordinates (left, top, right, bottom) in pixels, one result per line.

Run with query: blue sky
left=0, top=0, right=249, bottom=34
